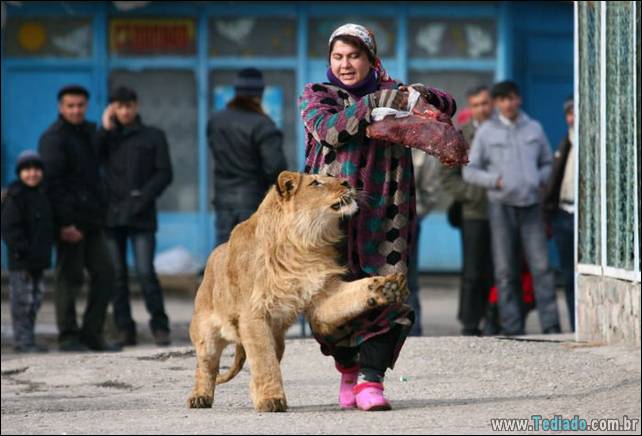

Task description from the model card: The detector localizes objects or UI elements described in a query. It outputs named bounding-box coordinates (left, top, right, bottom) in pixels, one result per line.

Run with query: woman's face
left=330, top=40, right=372, bottom=86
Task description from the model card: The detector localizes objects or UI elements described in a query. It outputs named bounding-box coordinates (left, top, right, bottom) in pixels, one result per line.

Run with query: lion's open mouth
left=331, top=195, right=355, bottom=211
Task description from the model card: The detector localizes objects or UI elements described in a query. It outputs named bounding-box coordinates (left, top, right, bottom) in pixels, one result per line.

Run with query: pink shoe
left=353, top=382, right=392, bottom=411
left=336, top=362, right=359, bottom=409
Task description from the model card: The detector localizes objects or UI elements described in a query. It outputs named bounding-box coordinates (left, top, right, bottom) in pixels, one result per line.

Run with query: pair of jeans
left=406, top=220, right=423, bottom=336
left=458, top=219, right=493, bottom=332
left=487, top=202, right=560, bottom=335
left=55, top=229, right=115, bottom=346
left=215, top=208, right=256, bottom=247
left=552, top=209, right=575, bottom=331
left=105, top=228, right=169, bottom=335
left=9, top=270, right=44, bottom=347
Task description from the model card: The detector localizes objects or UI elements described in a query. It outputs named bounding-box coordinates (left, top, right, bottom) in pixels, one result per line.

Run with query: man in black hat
left=207, top=68, right=288, bottom=245
left=97, top=86, right=173, bottom=347
left=38, top=84, right=120, bottom=352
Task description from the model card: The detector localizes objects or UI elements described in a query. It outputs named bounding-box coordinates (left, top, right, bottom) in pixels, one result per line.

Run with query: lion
left=187, top=171, right=409, bottom=412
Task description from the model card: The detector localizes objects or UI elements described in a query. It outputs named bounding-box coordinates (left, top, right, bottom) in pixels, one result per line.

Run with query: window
left=577, top=1, right=602, bottom=265
left=409, top=19, right=496, bottom=59
left=209, top=17, right=296, bottom=57
left=605, top=1, right=636, bottom=270
left=4, top=17, right=92, bottom=58
left=577, top=1, right=640, bottom=275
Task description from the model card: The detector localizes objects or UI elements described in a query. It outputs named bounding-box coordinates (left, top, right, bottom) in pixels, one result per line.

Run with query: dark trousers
left=105, top=228, right=169, bottom=334
left=552, top=209, right=575, bottom=331
left=215, top=208, right=256, bottom=247
left=406, top=220, right=423, bottom=336
left=9, top=270, right=44, bottom=347
left=458, top=219, right=493, bottom=331
left=488, top=202, right=560, bottom=335
left=334, top=324, right=405, bottom=380
left=55, top=229, right=114, bottom=346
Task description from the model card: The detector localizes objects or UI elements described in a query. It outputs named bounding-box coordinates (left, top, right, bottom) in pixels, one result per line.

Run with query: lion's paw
left=187, top=393, right=213, bottom=408
left=367, top=274, right=409, bottom=307
left=255, top=397, right=288, bottom=413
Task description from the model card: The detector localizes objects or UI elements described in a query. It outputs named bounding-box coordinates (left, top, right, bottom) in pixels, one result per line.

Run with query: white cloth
left=559, top=128, right=575, bottom=213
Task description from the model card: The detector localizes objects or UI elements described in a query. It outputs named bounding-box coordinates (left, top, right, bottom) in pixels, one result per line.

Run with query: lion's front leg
left=307, top=274, right=409, bottom=336
left=239, top=313, right=288, bottom=412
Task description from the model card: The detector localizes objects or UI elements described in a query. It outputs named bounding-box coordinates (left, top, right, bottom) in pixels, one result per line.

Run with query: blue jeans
left=488, top=202, right=560, bottom=335
left=215, top=208, right=256, bottom=247
left=105, top=228, right=169, bottom=334
left=9, top=270, right=44, bottom=347
left=407, top=220, right=423, bottom=336
left=552, top=209, right=575, bottom=331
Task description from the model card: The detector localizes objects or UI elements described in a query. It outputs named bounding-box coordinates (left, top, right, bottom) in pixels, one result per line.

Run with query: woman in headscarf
left=299, top=23, right=456, bottom=411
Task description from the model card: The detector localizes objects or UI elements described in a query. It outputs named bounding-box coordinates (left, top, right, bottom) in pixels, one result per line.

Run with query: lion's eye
left=309, top=180, right=322, bottom=187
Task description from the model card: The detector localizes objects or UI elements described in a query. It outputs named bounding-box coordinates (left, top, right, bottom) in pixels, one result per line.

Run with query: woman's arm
left=299, top=83, right=406, bottom=149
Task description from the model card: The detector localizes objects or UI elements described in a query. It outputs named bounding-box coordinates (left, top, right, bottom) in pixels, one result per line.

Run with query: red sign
left=110, top=18, right=195, bottom=55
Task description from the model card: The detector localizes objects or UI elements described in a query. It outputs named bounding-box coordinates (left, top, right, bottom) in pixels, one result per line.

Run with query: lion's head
left=266, top=171, right=358, bottom=245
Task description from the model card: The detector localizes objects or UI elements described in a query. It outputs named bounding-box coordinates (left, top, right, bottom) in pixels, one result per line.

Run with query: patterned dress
left=299, top=80, right=415, bottom=366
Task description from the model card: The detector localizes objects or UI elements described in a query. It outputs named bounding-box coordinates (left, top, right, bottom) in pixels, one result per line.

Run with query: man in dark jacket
left=1, top=151, right=54, bottom=352
left=440, top=85, right=494, bottom=336
left=543, top=96, right=575, bottom=331
left=38, top=84, right=120, bottom=352
left=207, top=68, right=288, bottom=245
left=97, top=86, right=173, bottom=347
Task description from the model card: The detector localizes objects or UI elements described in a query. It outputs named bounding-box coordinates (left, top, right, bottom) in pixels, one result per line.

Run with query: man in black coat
left=207, top=68, right=288, bottom=245
left=96, top=86, right=173, bottom=347
left=543, top=96, right=575, bottom=331
left=38, top=85, right=119, bottom=352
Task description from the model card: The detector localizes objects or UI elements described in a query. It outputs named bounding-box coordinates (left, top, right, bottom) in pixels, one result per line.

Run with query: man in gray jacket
left=463, top=81, right=560, bottom=336
left=207, top=68, right=288, bottom=245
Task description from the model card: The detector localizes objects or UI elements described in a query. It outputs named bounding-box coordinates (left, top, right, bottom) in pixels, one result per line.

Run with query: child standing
left=1, top=150, right=54, bottom=352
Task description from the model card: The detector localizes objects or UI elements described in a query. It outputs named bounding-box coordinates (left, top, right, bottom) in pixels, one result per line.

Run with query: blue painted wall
left=1, top=1, right=573, bottom=272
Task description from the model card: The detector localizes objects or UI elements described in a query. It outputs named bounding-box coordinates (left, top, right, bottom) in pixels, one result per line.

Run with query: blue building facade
left=1, top=1, right=573, bottom=271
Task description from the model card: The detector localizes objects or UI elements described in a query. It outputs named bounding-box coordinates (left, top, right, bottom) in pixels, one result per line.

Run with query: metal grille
left=605, top=2, right=637, bottom=270
left=577, top=1, right=601, bottom=265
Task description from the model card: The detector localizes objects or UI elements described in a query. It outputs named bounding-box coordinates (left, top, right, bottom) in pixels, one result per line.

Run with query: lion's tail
left=215, top=343, right=246, bottom=385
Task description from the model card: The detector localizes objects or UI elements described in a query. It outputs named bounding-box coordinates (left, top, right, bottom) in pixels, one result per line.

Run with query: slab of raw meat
left=366, top=98, right=469, bottom=167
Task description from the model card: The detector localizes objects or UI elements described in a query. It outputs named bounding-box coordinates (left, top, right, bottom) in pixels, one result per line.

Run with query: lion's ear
left=276, top=171, right=302, bottom=200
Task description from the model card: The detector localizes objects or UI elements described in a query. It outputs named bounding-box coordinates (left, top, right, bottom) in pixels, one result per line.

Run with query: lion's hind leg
left=187, top=314, right=228, bottom=408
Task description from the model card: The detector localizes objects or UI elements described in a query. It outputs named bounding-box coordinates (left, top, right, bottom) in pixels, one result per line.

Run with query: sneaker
left=59, top=339, right=90, bottom=352
left=353, top=382, right=391, bottom=411
left=336, top=362, right=359, bottom=409
left=153, top=329, right=171, bottom=347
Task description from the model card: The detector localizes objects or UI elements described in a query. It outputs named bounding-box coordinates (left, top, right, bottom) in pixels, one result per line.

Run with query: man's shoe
left=543, top=325, right=562, bottom=334
left=59, top=340, right=90, bottom=352
left=84, top=338, right=122, bottom=353
left=153, top=329, right=171, bottom=347
left=15, top=343, right=49, bottom=353
left=461, top=327, right=482, bottom=336
left=115, top=330, right=137, bottom=347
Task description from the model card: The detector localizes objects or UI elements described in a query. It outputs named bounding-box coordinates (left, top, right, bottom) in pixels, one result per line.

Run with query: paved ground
left=1, top=275, right=639, bottom=434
